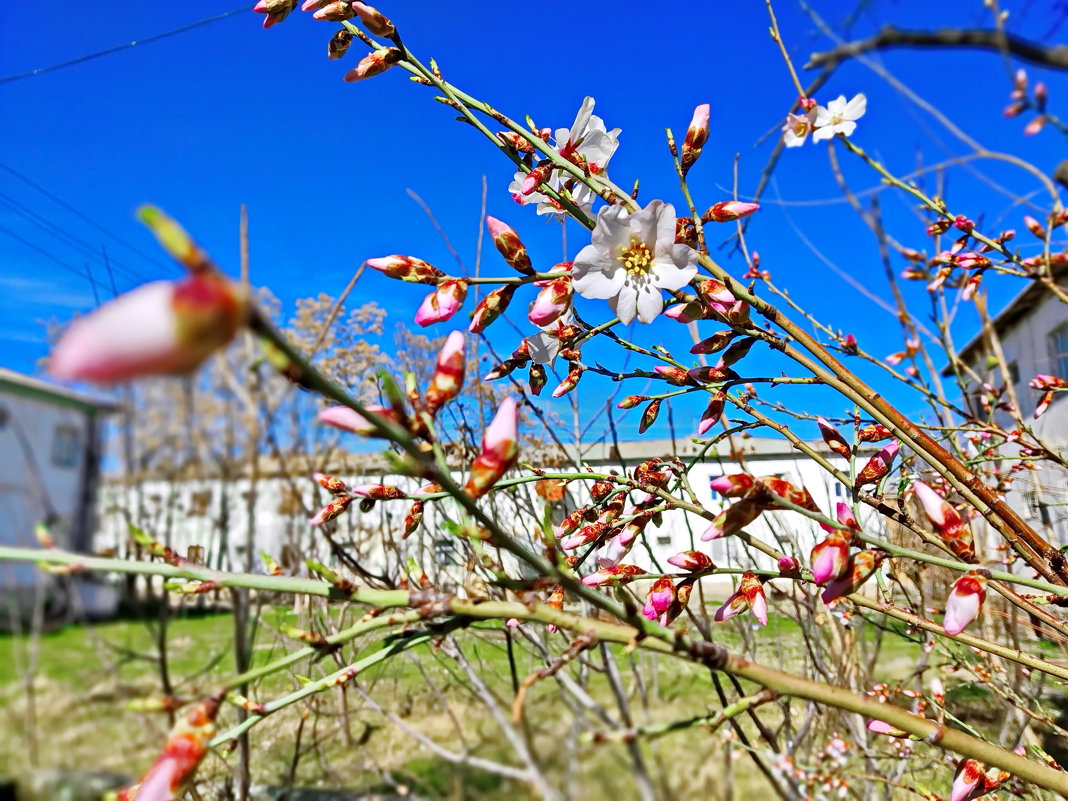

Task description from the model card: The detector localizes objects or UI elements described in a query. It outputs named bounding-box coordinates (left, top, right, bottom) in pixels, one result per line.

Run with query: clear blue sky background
left=1, top=1, right=1064, bottom=440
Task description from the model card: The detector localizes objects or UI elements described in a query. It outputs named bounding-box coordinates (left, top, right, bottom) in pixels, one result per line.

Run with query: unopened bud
left=520, top=163, right=553, bottom=196
left=327, top=29, right=354, bottom=59
left=681, top=103, right=710, bottom=174
left=366, top=254, right=444, bottom=284
left=352, top=1, right=395, bottom=36
left=343, top=46, right=401, bottom=83
left=616, top=394, right=648, bottom=410
left=703, top=200, right=760, bottom=223
left=469, top=285, right=516, bottom=333
left=552, top=364, right=584, bottom=398
left=486, top=216, right=534, bottom=274
left=415, top=279, right=467, bottom=327
left=528, top=363, right=547, bottom=396
left=1024, top=215, right=1047, bottom=239
left=312, top=1, right=354, bottom=20
left=425, top=330, right=466, bottom=414
left=639, top=399, right=662, bottom=434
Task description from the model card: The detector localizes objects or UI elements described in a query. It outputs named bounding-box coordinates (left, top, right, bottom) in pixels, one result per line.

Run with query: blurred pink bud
left=581, top=564, right=643, bottom=587
left=318, top=404, right=395, bottom=436
left=1034, top=80, right=1048, bottom=109
left=866, top=719, right=908, bottom=737
left=50, top=274, right=248, bottom=383
left=343, top=47, right=401, bottom=83
left=944, top=571, right=987, bottom=636
left=528, top=278, right=572, bottom=326
left=708, top=474, right=755, bottom=498
left=349, top=483, right=406, bottom=500
left=777, top=556, right=800, bottom=576
left=821, top=550, right=884, bottom=604
left=314, top=472, right=350, bottom=495
left=664, top=300, right=707, bottom=323
left=1024, top=215, right=1047, bottom=239
left=810, top=532, right=850, bottom=584
left=464, top=397, right=519, bottom=498
left=714, top=571, right=767, bottom=626
left=667, top=550, right=714, bottom=572
left=505, top=618, right=520, bottom=627
left=1024, top=115, right=1047, bottom=136
left=642, top=576, right=676, bottom=620
left=704, top=200, right=760, bottom=223
left=415, top=279, right=468, bottom=326
left=425, top=330, right=466, bottom=414
left=310, top=495, right=354, bottom=526
left=701, top=499, right=761, bottom=541
left=951, top=759, right=987, bottom=801
left=912, top=481, right=973, bottom=560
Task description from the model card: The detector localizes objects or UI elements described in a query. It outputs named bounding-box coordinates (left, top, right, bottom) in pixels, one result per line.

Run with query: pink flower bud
left=1024, top=214, right=1047, bottom=239
left=854, top=441, right=899, bottom=489
left=310, top=495, right=354, bottom=526
left=810, top=531, right=850, bottom=584
left=469, top=285, right=516, bottom=333
left=415, top=279, right=468, bottom=326
left=551, top=364, right=584, bottom=398
left=817, top=417, right=852, bottom=459
left=464, top=397, right=519, bottom=499
left=681, top=103, right=710, bottom=174
left=950, top=759, right=987, bottom=801
left=821, top=550, right=884, bottom=604
left=520, top=163, right=553, bottom=196
left=704, top=200, right=760, bottom=223
left=254, top=0, right=297, bottom=27
left=667, top=550, right=714, bottom=572
left=708, top=473, right=755, bottom=498
left=528, top=278, right=572, bottom=326
left=581, top=564, right=643, bottom=587
left=485, top=216, right=534, bottom=274
left=664, top=300, right=707, bottom=323
left=318, top=404, right=396, bottom=435
left=943, top=571, right=986, bottom=636
left=366, top=254, right=444, bottom=284
left=912, top=481, right=973, bottom=561
left=866, top=719, right=908, bottom=737
left=690, top=330, right=735, bottom=355
left=425, top=330, right=465, bottom=414
left=50, top=274, right=248, bottom=383
left=642, top=576, right=676, bottom=620
left=701, top=499, right=761, bottom=541
left=349, top=483, right=406, bottom=500
left=314, top=472, right=350, bottom=495
left=351, top=1, right=395, bottom=36
left=714, top=571, right=767, bottom=626
left=343, top=47, right=401, bottom=83
left=697, top=391, right=726, bottom=435
left=312, top=1, right=354, bottom=20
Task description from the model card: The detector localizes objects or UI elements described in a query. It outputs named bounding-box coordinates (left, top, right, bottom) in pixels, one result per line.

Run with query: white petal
left=844, top=93, right=867, bottom=121
left=634, top=283, right=664, bottom=323
left=813, top=106, right=834, bottom=127
left=590, top=204, right=631, bottom=251
left=608, top=283, right=638, bottom=324
left=572, top=248, right=625, bottom=300
left=652, top=201, right=677, bottom=249
left=811, top=126, right=835, bottom=142
left=569, top=97, right=596, bottom=141
left=627, top=201, right=661, bottom=249
left=826, top=95, right=847, bottom=115
left=835, top=120, right=857, bottom=137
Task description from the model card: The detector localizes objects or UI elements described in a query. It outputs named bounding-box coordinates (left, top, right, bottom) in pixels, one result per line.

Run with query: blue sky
left=1, top=1, right=1063, bottom=440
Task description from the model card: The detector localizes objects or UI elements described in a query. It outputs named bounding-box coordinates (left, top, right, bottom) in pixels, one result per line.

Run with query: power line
left=0, top=161, right=181, bottom=276
left=0, top=7, right=251, bottom=86
left=0, top=222, right=100, bottom=287
left=0, top=191, right=152, bottom=284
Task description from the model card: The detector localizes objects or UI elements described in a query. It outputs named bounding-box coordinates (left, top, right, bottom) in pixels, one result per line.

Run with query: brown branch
left=806, top=26, right=1068, bottom=71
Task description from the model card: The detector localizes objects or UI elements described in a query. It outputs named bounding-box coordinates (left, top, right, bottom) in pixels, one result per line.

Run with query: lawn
left=0, top=601, right=931, bottom=799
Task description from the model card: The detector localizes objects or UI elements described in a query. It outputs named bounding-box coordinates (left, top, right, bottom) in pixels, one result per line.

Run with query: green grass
left=0, top=604, right=931, bottom=798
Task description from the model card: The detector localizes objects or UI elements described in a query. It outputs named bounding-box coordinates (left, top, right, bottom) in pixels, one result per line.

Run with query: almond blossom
left=508, top=96, right=620, bottom=217
left=571, top=200, right=698, bottom=324
left=812, top=94, right=867, bottom=141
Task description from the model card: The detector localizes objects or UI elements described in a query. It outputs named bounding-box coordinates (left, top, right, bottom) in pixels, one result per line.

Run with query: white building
left=950, top=266, right=1068, bottom=544
left=0, top=368, right=116, bottom=620
left=94, top=435, right=864, bottom=591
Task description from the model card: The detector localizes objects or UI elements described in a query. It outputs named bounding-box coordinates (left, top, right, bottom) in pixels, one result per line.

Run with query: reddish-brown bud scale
left=528, top=363, right=547, bottom=396
left=352, top=1, right=395, bottom=36
left=328, top=30, right=354, bottom=60
left=817, top=417, right=852, bottom=459
left=681, top=103, right=710, bottom=175
left=403, top=501, right=423, bottom=539
left=690, top=331, right=735, bottom=355
left=314, top=472, right=349, bottom=496
left=497, top=131, right=536, bottom=154
left=639, top=399, right=662, bottom=434
left=425, top=331, right=465, bottom=414
left=469, top=285, right=517, bottom=333
left=366, top=255, right=444, bottom=284
left=857, top=424, right=893, bottom=442
left=616, top=394, right=648, bottom=409
left=552, top=364, right=584, bottom=398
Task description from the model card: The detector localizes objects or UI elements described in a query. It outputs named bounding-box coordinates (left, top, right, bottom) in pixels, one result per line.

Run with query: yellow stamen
left=618, top=237, right=653, bottom=275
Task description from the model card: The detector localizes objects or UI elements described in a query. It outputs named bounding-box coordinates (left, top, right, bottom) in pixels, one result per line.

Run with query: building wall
left=963, top=290, right=1068, bottom=545
left=0, top=390, right=96, bottom=597
left=94, top=451, right=866, bottom=592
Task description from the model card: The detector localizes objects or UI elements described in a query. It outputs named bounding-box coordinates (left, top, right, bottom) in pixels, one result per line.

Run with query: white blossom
left=571, top=200, right=698, bottom=325
left=782, top=109, right=817, bottom=147
left=509, top=96, right=620, bottom=217
left=812, top=93, right=866, bottom=141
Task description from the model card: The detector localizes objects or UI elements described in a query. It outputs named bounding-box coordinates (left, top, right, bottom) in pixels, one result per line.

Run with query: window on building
left=1050, top=324, right=1068, bottom=379
left=433, top=537, right=459, bottom=566
left=657, top=533, right=672, bottom=547
left=0, top=404, right=8, bottom=430
left=51, top=424, right=81, bottom=468
left=1007, top=360, right=1020, bottom=386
